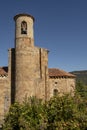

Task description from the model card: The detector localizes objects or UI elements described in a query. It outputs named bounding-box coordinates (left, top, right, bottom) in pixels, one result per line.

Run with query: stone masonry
left=0, top=13, right=75, bottom=127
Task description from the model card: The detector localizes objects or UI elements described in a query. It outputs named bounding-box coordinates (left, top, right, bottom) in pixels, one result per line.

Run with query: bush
left=3, top=94, right=87, bottom=130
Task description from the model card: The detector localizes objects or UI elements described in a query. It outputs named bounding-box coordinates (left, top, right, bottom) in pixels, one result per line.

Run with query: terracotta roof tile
left=0, top=67, right=75, bottom=78
left=48, top=68, right=76, bottom=78
left=0, top=67, right=8, bottom=76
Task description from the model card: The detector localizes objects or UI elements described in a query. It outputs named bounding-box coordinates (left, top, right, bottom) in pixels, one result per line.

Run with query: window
left=55, top=82, right=57, bottom=84
left=21, top=21, right=27, bottom=34
left=53, top=89, right=58, bottom=96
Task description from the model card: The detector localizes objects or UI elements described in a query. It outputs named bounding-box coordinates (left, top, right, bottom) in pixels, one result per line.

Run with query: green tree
left=19, top=97, right=47, bottom=130
left=3, top=97, right=47, bottom=130
left=3, top=95, right=87, bottom=130
left=46, top=94, right=87, bottom=130
left=3, top=102, right=21, bottom=130
left=76, top=81, right=87, bottom=99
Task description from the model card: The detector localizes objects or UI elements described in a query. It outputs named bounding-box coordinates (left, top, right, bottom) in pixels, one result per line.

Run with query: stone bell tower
left=14, top=14, right=34, bottom=48
left=14, top=14, right=49, bottom=102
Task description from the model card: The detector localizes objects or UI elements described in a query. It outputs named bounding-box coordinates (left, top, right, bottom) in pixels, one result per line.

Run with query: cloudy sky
left=0, top=0, right=87, bottom=72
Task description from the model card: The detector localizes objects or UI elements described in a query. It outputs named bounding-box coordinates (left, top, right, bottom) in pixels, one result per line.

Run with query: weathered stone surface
left=0, top=77, right=10, bottom=126
left=49, top=77, right=75, bottom=98
left=15, top=46, right=48, bottom=102
left=0, top=13, right=76, bottom=126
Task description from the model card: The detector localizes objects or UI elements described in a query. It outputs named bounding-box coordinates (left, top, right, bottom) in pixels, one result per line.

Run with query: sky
left=0, top=0, right=87, bottom=72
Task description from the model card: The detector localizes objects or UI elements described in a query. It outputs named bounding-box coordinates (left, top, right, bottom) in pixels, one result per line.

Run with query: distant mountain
left=70, top=70, right=87, bottom=85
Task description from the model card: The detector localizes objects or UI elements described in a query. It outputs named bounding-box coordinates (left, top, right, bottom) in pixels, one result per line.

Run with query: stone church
left=0, top=13, right=75, bottom=126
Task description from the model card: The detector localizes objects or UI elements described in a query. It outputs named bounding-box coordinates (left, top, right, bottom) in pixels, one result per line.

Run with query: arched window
left=21, top=21, right=27, bottom=34
left=53, top=89, right=58, bottom=96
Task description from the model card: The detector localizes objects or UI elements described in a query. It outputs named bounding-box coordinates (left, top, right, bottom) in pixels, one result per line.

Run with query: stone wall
left=8, top=48, right=15, bottom=104
left=34, top=48, right=49, bottom=101
left=49, top=77, right=75, bottom=98
left=15, top=45, right=48, bottom=102
left=0, top=77, right=10, bottom=127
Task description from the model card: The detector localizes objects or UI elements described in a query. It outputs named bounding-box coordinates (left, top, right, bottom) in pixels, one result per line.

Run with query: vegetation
left=76, top=81, right=87, bottom=100
left=3, top=82, right=87, bottom=130
left=70, top=70, right=87, bottom=85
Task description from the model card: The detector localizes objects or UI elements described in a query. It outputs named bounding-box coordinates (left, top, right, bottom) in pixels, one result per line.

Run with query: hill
left=70, top=70, right=87, bottom=85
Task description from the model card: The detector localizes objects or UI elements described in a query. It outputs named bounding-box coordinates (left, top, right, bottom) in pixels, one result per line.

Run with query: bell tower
left=14, top=14, right=36, bottom=102
left=13, top=13, right=49, bottom=103
left=14, top=13, right=35, bottom=48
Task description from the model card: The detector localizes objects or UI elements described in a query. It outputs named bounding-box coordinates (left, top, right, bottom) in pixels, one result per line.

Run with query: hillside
left=70, top=70, right=87, bottom=85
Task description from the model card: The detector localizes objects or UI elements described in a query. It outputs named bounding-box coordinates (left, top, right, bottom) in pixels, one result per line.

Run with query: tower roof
left=14, top=13, right=35, bottom=21
left=49, top=68, right=76, bottom=78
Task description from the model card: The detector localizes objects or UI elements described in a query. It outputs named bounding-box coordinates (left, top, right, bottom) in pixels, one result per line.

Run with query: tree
left=3, top=95, right=87, bottom=130
left=3, top=97, right=47, bottom=130
left=46, top=94, right=87, bottom=130
left=76, top=81, right=87, bottom=99
left=3, top=102, right=21, bottom=130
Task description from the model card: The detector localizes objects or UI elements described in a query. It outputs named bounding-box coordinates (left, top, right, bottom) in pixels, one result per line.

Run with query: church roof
left=49, top=68, right=75, bottom=78
left=0, top=67, right=75, bottom=78
left=0, top=67, right=8, bottom=77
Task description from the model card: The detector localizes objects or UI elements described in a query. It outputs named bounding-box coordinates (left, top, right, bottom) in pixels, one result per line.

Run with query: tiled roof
left=0, top=67, right=75, bottom=78
left=0, top=67, right=8, bottom=76
left=48, top=68, right=76, bottom=78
